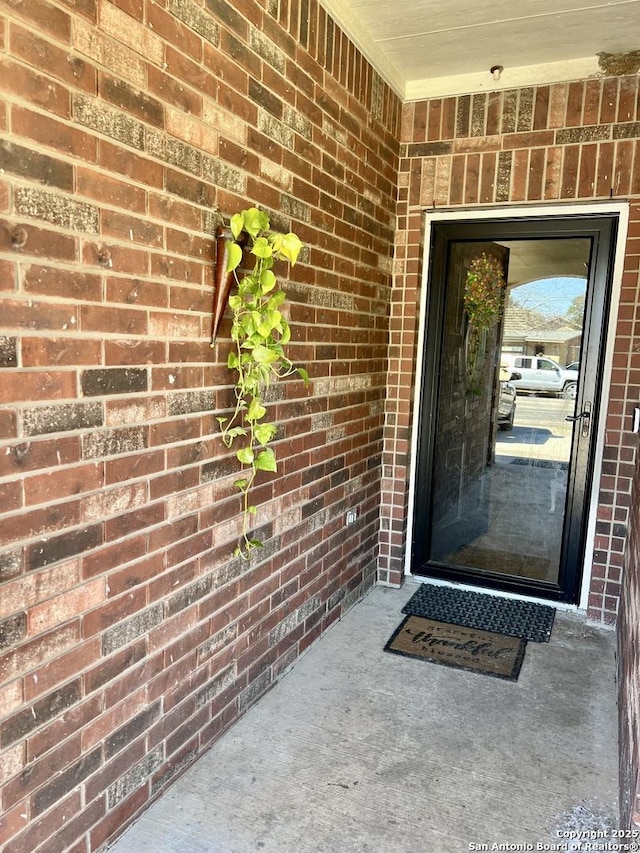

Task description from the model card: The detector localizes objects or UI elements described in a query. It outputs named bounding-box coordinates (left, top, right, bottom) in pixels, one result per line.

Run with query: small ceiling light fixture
left=490, top=64, right=504, bottom=81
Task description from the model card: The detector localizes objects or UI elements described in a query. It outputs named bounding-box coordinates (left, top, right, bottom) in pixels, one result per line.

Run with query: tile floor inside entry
left=108, top=584, right=619, bottom=853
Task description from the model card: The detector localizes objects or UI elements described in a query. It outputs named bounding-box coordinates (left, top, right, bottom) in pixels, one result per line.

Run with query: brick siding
left=0, top=1, right=400, bottom=850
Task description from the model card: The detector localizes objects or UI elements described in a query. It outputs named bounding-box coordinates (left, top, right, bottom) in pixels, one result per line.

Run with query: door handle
left=565, top=401, right=591, bottom=437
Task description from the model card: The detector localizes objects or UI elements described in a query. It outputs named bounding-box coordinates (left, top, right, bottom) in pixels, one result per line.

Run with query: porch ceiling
left=319, top=0, right=640, bottom=100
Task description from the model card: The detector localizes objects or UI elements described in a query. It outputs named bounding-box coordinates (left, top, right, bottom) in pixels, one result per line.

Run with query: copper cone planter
left=210, top=225, right=236, bottom=348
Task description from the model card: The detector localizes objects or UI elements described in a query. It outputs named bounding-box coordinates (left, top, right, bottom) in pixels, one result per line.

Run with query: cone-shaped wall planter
left=210, top=225, right=236, bottom=347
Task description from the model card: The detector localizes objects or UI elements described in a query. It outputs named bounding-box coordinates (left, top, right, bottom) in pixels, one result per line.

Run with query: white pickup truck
left=501, top=355, right=578, bottom=399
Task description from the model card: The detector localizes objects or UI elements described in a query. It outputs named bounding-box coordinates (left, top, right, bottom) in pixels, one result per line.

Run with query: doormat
left=402, top=584, right=555, bottom=643
left=510, top=458, right=568, bottom=470
left=384, top=615, right=527, bottom=681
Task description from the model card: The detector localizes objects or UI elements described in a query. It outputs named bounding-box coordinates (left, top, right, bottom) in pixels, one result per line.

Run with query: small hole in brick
left=97, top=245, right=113, bottom=268
left=10, top=226, right=28, bottom=249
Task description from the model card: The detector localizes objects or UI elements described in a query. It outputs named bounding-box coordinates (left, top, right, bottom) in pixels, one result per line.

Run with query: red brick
left=596, top=142, right=615, bottom=196
left=0, top=258, right=16, bottom=292
left=24, top=638, right=101, bottom=701
left=0, top=296, right=80, bottom=332
left=0, top=500, right=82, bottom=547
left=615, top=140, right=634, bottom=195
left=21, top=336, right=102, bottom=367
left=600, top=77, right=619, bottom=123
left=0, top=219, right=77, bottom=262
left=0, top=480, right=21, bottom=513
left=561, top=145, right=580, bottom=198
left=12, top=105, right=98, bottom=162
left=99, top=72, right=164, bottom=128
left=0, top=435, right=80, bottom=478
left=0, top=622, right=80, bottom=688
left=101, top=210, right=164, bottom=247
left=82, top=588, right=147, bottom=638
left=147, top=65, right=202, bottom=116
left=0, top=804, right=28, bottom=848
left=151, top=253, right=205, bottom=285
left=81, top=241, right=150, bottom=276
left=10, top=24, right=96, bottom=93
left=80, top=304, right=148, bottom=336
left=146, top=1, right=203, bottom=61
left=99, top=140, right=164, bottom=189
left=57, top=0, right=97, bottom=20
left=0, top=409, right=17, bottom=439
left=0, top=370, right=76, bottom=404
left=0, top=0, right=71, bottom=39
left=0, top=56, right=70, bottom=117
left=77, top=167, right=147, bottom=213
left=22, top=265, right=102, bottom=302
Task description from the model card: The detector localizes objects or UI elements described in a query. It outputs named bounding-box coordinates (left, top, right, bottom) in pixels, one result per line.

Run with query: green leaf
left=247, top=398, right=267, bottom=421
left=238, top=275, right=257, bottom=297
left=256, top=319, right=272, bottom=338
left=228, top=294, right=244, bottom=311
left=248, top=538, right=264, bottom=549
left=254, top=423, right=277, bottom=445
left=226, top=427, right=247, bottom=438
left=260, top=269, right=276, bottom=293
left=236, top=447, right=255, bottom=465
left=271, top=232, right=303, bottom=265
left=252, top=345, right=279, bottom=364
left=233, top=478, right=248, bottom=489
left=268, top=309, right=282, bottom=328
left=296, top=366, right=310, bottom=386
left=230, top=213, right=244, bottom=240
left=216, top=416, right=227, bottom=425
left=248, top=505, right=257, bottom=514
left=251, top=236, right=273, bottom=259
left=242, top=207, right=269, bottom=237
left=226, top=240, right=243, bottom=272
left=241, top=314, right=256, bottom=336
left=279, top=322, right=291, bottom=345
left=267, top=290, right=286, bottom=309
left=227, top=351, right=239, bottom=369
left=255, top=448, right=277, bottom=472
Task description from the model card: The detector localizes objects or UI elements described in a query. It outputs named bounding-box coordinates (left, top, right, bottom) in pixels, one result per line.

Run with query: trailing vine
left=216, top=207, right=308, bottom=560
left=463, top=253, right=505, bottom=389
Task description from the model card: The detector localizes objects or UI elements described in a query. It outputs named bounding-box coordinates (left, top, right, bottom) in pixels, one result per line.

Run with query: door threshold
left=405, top=573, right=581, bottom=613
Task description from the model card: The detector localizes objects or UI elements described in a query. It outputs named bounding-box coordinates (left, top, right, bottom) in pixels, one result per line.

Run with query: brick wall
left=0, top=1, right=400, bottom=850
left=620, top=452, right=640, bottom=828
left=383, top=77, right=640, bottom=629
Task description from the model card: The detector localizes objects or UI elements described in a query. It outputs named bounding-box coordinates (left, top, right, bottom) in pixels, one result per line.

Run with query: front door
left=412, top=214, right=618, bottom=603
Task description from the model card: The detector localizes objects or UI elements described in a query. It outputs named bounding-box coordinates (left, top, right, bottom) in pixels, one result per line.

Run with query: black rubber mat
left=510, top=458, right=568, bottom=470
left=402, top=584, right=555, bottom=643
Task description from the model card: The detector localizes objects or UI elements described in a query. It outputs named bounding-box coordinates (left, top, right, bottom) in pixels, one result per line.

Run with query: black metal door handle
left=565, top=401, right=591, bottom=436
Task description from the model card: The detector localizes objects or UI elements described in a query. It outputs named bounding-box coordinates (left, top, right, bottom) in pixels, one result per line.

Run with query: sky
left=510, top=276, right=586, bottom=318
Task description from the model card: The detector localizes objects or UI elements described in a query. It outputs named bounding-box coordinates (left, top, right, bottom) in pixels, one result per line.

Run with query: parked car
left=501, top=354, right=578, bottom=399
left=498, top=379, right=517, bottom=430
left=565, top=361, right=579, bottom=372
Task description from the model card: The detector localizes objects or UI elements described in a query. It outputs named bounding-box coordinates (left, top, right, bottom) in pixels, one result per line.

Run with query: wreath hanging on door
left=463, top=253, right=505, bottom=388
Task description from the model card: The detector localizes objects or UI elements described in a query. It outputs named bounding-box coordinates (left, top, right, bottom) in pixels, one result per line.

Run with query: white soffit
left=318, top=0, right=640, bottom=100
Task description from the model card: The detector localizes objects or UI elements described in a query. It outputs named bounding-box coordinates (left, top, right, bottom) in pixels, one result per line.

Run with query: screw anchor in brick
left=97, top=245, right=113, bottom=268
left=10, top=226, right=28, bottom=250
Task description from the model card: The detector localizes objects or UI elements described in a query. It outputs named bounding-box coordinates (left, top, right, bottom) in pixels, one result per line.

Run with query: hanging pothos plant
left=216, top=207, right=309, bottom=560
left=463, top=253, right=505, bottom=389
left=463, top=253, right=505, bottom=331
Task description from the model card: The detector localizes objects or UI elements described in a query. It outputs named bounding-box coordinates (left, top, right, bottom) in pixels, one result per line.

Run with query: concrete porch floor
left=108, top=584, right=619, bottom=853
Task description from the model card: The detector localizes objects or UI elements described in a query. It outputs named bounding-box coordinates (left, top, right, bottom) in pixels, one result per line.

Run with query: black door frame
left=411, top=210, right=620, bottom=604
